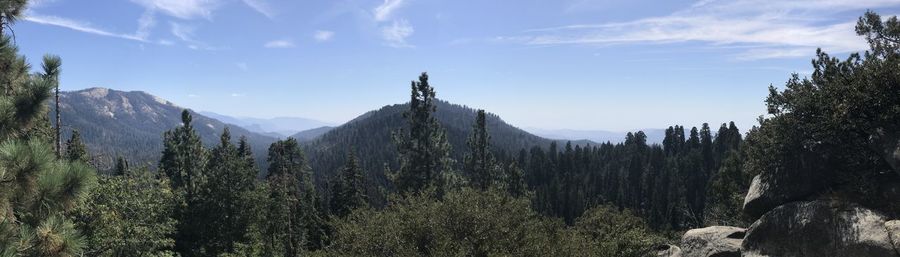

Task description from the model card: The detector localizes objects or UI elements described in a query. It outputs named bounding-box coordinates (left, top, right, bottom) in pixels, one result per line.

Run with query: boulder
left=655, top=244, right=682, bottom=257
left=680, top=226, right=743, bottom=257
left=742, top=163, right=829, bottom=220
left=885, top=220, right=900, bottom=255
left=742, top=200, right=896, bottom=257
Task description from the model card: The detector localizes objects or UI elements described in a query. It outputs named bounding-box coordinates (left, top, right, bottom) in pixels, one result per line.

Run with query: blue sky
left=15, top=0, right=900, bottom=131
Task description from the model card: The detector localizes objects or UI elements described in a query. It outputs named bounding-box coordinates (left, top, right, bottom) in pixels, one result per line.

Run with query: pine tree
left=330, top=150, right=367, bottom=217
left=114, top=155, right=129, bottom=176
left=159, top=110, right=207, bottom=196
left=0, top=24, right=95, bottom=256
left=64, top=129, right=89, bottom=163
left=504, top=161, right=527, bottom=197
left=391, top=72, right=455, bottom=195
left=39, top=55, right=62, bottom=157
left=0, top=0, right=26, bottom=36
left=464, top=109, right=500, bottom=190
left=196, top=127, right=259, bottom=255
left=265, top=138, right=327, bottom=253
left=158, top=109, right=208, bottom=256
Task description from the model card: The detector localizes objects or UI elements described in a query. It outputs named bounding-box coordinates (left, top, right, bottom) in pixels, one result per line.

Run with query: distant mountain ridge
left=55, top=87, right=278, bottom=172
left=199, top=111, right=334, bottom=137
left=526, top=128, right=666, bottom=144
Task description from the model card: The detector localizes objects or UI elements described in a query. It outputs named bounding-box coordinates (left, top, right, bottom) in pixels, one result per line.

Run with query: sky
left=14, top=0, right=900, bottom=131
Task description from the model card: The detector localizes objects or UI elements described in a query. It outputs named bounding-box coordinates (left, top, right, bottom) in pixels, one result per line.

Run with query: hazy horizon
left=18, top=0, right=900, bottom=131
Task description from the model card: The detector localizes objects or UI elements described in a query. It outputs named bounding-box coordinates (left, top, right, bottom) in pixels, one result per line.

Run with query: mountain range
left=55, top=88, right=278, bottom=172
left=56, top=88, right=601, bottom=179
left=199, top=111, right=334, bottom=138
left=525, top=128, right=666, bottom=144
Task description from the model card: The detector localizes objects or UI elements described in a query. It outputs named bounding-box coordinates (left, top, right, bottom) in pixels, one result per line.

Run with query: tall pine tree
left=158, top=109, right=208, bottom=256
left=391, top=72, right=455, bottom=195
left=330, top=150, right=367, bottom=217
left=464, top=109, right=500, bottom=190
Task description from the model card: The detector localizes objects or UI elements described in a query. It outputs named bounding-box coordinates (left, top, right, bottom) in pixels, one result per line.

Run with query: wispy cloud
left=314, top=30, right=335, bottom=42
left=130, top=0, right=220, bottom=20
left=230, top=93, right=245, bottom=97
left=373, top=0, right=405, bottom=21
left=264, top=39, right=295, bottom=48
left=241, top=0, right=275, bottom=18
left=24, top=13, right=149, bottom=42
left=170, top=22, right=224, bottom=50
left=134, top=9, right=157, bottom=40
left=510, top=0, right=896, bottom=59
left=382, top=19, right=414, bottom=48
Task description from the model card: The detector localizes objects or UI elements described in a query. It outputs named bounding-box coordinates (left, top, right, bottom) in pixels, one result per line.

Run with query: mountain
left=292, top=126, right=334, bottom=142
left=199, top=111, right=334, bottom=137
left=55, top=88, right=278, bottom=172
left=526, top=128, right=666, bottom=144
left=303, top=100, right=594, bottom=187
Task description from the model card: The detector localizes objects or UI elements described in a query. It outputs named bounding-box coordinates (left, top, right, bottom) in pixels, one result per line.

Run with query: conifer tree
left=159, top=110, right=207, bottom=196
left=196, top=127, right=259, bottom=255
left=504, top=161, right=527, bottom=197
left=39, top=55, right=61, bottom=157
left=158, top=109, right=208, bottom=256
left=0, top=0, right=26, bottom=36
left=114, top=155, right=128, bottom=176
left=64, top=129, right=89, bottom=163
left=464, top=109, right=500, bottom=190
left=265, top=138, right=327, bottom=253
left=0, top=23, right=95, bottom=256
left=330, top=150, right=367, bottom=217
left=391, top=72, right=455, bottom=195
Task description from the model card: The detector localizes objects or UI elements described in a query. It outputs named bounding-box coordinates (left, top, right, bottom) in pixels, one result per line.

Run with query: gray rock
left=655, top=244, right=682, bottom=257
left=742, top=200, right=896, bottom=257
left=885, top=220, right=900, bottom=255
left=742, top=162, right=830, bottom=220
left=681, top=226, right=744, bottom=257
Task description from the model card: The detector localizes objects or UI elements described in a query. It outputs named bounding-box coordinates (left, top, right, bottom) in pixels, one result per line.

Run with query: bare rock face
left=655, top=244, right=682, bottom=257
left=680, top=226, right=744, bottom=257
left=885, top=220, right=900, bottom=255
left=742, top=200, right=896, bottom=257
left=742, top=162, right=830, bottom=220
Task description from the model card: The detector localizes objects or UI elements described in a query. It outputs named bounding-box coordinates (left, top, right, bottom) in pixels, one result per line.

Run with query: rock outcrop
left=655, top=244, right=682, bottom=257
left=742, top=153, right=831, bottom=220
left=680, top=226, right=743, bottom=257
left=742, top=200, right=895, bottom=257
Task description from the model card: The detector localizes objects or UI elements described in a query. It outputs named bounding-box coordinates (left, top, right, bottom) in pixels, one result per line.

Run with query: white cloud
left=169, top=22, right=225, bottom=50
left=511, top=0, right=898, bottom=59
left=241, top=0, right=275, bottom=18
left=170, top=22, right=195, bottom=42
left=264, top=39, right=295, bottom=48
left=134, top=9, right=157, bottom=40
left=24, top=13, right=148, bottom=42
left=130, top=0, right=219, bottom=20
left=373, top=0, right=405, bottom=21
left=230, top=93, right=245, bottom=97
left=314, top=30, right=335, bottom=42
left=381, top=19, right=414, bottom=48
left=188, top=94, right=199, bottom=98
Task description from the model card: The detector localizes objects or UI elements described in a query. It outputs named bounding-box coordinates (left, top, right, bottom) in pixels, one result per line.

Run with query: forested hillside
left=53, top=87, right=277, bottom=171
left=302, top=100, right=593, bottom=186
